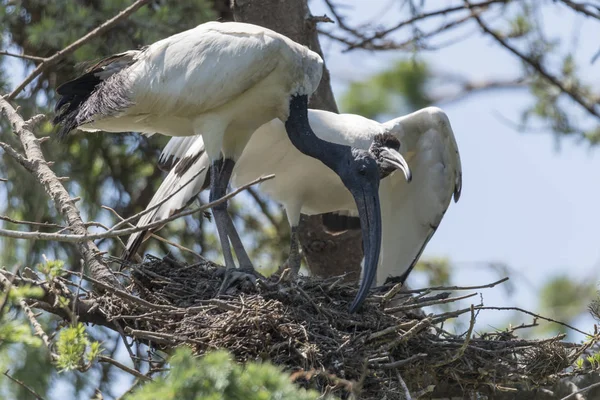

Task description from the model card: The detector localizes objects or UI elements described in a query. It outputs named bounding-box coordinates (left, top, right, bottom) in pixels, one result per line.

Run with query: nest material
left=94, top=255, right=591, bottom=399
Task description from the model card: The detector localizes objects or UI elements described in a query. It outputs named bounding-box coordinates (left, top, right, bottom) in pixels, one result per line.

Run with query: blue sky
left=312, top=0, right=600, bottom=337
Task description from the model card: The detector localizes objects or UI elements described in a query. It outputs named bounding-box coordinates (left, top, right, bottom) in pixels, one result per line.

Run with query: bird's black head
left=369, top=133, right=412, bottom=181
left=333, top=149, right=381, bottom=313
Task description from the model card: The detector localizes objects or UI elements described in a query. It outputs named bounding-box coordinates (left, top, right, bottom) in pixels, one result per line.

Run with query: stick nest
left=94, top=255, right=593, bottom=399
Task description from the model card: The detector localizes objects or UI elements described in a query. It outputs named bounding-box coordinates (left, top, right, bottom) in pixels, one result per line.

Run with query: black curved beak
left=380, top=147, right=412, bottom=182
left=348, top=181, right=382, bottom=313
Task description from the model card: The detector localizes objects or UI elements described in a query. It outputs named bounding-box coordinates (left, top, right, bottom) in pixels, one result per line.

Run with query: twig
left=342, top=0, right=509, bottom=51
left=0, top=50, right=46, bottom=62
left=395, top=277, right=509, bottom=294
left=386, top=292, right=478, bottom=312
left=376, top=353, right=428, bottom=369
left=115, top=379, right=143, bottom=400
left=477, top=306, right=590, bottom=336
left=367, top=320, right=421, bottom=342
left=3, top=370, right=46, bottom=400
left=396, top=367, right=412, bottom=400
left=0, top=174, right=275, bottom=242
left=98, top=355, right=151, bottom=381
left=18, top=298, right=57, bottom=360
left=465, top=0, right=600, bottom=121
left=0, top=177, right=7, bottom=182
left=381, top=317, right=432, bottom=351
left=108, top=166, right=206, bottom=231
left=0, top=265, right=21, bottom=315
left=0, top=215, right=65, bottom=230
left=102, top=206, right=205, bottom=260
left=433, top=305, right=476, bottom=367
left=7, top=0, right=150, bottom=100
left=560, top=381, right=600, bottom=400
left=1, top=96, right=121, bottom=287
left=66, top=271, right=177, bottom=312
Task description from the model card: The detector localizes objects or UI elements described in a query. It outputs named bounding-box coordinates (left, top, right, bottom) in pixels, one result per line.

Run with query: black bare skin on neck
left=285, top=95, right=378, bottom=180
left=285, top=94, right=383, bottom=312
left=370, top=133, right=402, bottom=179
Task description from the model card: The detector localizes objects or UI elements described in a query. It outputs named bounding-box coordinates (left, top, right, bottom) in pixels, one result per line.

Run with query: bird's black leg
left=287, top=226, right=302, bottom=277
left=223, top=215, right=255, bottom=272
left=212, top=158, right=260, bottom=294
left=210, top=158, right=236, bottom=272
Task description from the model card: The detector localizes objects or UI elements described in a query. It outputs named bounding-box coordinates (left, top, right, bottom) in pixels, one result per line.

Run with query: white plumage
left=54, top=21, right=324, bottom=280
left=65, top=22, right=323, bottom=161
left=127, top=107, right=462, bottom=286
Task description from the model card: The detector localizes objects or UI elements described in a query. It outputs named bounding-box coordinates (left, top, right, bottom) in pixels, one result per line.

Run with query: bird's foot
left=217, top=267, right=263, bottom=295
left=275, top=256, right=301, bottom=283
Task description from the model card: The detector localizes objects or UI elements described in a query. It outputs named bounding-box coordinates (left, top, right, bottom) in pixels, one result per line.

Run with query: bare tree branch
left=0, top=50, right=46, bottom=62
left=465, top=0, right=600, bottom=121
left=7, top=0, right=150, bottom=100
left=0, top=96, right=121, bottom=287
left=2, top=370, right=46, bottom=400
left=332, top=0, right=510, bottom=52
left=0, top=174, right=274, bottom=242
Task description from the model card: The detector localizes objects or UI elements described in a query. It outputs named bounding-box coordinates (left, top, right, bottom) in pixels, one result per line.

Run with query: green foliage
left=341, top=59, right=430, bottom=119
left=538, top=275, right=596, bottom=335
left=38, top=259, right=66, bottom=280
left=0, top=284, right=43, bottom=346
left=128, top=348, right=325, bottom=400
left=55, top=322, right=103, bottom=372
left=415, top=257, right=451, bottom=287
left=586, top=352, right=600, bottom=370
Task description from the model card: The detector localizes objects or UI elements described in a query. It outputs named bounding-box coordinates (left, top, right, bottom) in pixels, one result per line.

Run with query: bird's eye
left=358, top=165, right=367, bottom=176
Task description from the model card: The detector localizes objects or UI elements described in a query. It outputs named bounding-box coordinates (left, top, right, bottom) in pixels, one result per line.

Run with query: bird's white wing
left=128, top=23, right=283, bottom=115
left=123, top=136, right=210, bottom=260
left=71, top=22, right=289, bottom=134
left=159, top=136, right=201, bottom=170
left=377, top=113, right=462, bottom=285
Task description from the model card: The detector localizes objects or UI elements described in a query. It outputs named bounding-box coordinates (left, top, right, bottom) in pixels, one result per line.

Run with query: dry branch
left=0, top=96, right=121, bottom=287
left=465, top=0, right=600, bottom=121
left=6, top=0, right=151, bottom=100
left=0, top=174, right=274, bottom=243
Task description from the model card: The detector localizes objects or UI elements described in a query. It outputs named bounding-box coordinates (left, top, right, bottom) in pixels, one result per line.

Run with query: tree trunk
left=231, top=0, right=363, bottom=281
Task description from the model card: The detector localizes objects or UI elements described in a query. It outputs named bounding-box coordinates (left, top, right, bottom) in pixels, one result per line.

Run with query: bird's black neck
left=285, top=95, right=348, bottom=173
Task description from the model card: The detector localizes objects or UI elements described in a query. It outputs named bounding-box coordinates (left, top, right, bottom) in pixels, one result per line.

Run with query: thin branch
left=477, top=306, right=590, bottom=336
left=375, top=353, right=428, bottom=369
left=432, top=77, right=527, bottom=105
left=465, top=0, right=600, bottom=121
left=559, top=0, right=600, bottom=20
left=18, top=298, right=54, bottom=354
left=0, top=95, right=121, bottom=288
left=386, top=292, right=478, bottom=313
left=3, top=370, right=46, bottom=400
left=560, top=381, right=600, bottom=400
left=343, top=0, right=509, bottom=51
left=109, top=166, right=206, bottom=231
left=7, top=0, right=150, bottom=100
left=0, top=215, right=65, bottom=230
left=0, top=264, right=21, bottom=315
left=392, top=277, right=509, bottom=294
left=0, top=174, right=274, bottom=242
left=102, top=206, right=205, bottom=260
left=0, top=50, right=46, bottom=62
left=98, top=355, right=151, bottom=381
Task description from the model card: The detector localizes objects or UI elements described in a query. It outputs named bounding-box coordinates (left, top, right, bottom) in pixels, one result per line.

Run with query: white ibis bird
left=125, top=107, right=461, bottom=309
left=53, top=21, right=393, bottom=310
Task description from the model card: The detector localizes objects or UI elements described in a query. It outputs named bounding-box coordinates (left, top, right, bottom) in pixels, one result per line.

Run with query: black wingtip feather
left=53, top=72, right=103, bottom=140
